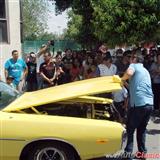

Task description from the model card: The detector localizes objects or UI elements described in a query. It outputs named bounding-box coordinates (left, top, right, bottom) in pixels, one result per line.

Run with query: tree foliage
left=35, top=32, right=57, bottom=40
left=53, top=0, right=97, bottom=49
left=22, top=0, right=50, bottom=40
left=65, top=10, right=82, bottom=40
left=53, top=0, right=160, bottom=46
left=92, top=0, right=160, bottom=45
left=53, top=0, right=73, bottom=14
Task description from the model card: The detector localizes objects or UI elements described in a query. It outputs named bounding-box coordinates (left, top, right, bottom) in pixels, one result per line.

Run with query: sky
left=47, top=3, right=68, bottom=34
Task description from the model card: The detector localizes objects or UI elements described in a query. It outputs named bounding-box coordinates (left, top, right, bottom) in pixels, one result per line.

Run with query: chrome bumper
left=121, top=129, right=127, bottom=149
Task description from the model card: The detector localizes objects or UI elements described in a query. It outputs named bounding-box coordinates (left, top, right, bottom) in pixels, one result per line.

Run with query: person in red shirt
left=86, top=64, right=97, bottom=79
left=70, top=59, right=81, bottom=81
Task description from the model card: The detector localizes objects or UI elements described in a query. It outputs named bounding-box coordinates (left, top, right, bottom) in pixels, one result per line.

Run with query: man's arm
left=37, top=41, right=51, bottom=58
left=40, top=72, right=53, bottom=85
left=39, top=63, right=53, bottom=84
left=121, top=68, right=135, bottom=81
left=4, top=69, right=8, bottom=81
left=21, top=60, right=28, bottom=81
left=21, top=67, right=28, bottom=81
left=4, top=60, right=9, bottom=81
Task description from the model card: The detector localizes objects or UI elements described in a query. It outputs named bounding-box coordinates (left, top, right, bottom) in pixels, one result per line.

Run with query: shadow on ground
left=146, top=129, right=160, bottom=135
left=153, top=118, right=160, bottom=124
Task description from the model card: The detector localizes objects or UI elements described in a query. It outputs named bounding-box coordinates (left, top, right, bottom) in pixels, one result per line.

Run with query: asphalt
left=92, top=114, right=160, bottom=160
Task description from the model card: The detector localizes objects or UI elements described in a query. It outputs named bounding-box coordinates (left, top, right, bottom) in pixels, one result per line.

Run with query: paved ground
left=92, top=114, right=160, bottom=160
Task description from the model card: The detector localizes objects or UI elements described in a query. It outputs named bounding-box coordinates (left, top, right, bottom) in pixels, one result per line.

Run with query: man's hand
left=99, top=44, right=107, bottom=54
left=48, top=79, right=54, bottom=85
left=37, top=41, right=51, bottom=58
left=47, top=41, right=51, bottom=46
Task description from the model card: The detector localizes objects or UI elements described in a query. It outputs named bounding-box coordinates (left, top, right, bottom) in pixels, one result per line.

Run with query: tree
left=64, top=10, right=83, bottom=40
left=22, top=0, right=50, bottom=40
left=53, top=0, right=98, bottom=49
left=53, top=0, right=73, bottom=14
left=92, top=0, right=160, bottom=45
left=36, top=32, right=57, bottom=40
left=53, top=0, right=160, bottom=46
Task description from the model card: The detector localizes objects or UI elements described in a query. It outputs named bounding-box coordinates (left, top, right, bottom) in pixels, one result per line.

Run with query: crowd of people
left=1, top=41, right=160, bottom=160
left=3, top=42, right=160, bottom=113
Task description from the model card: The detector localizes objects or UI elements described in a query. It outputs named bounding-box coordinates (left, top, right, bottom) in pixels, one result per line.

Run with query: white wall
left=0, top=0, right=21, bottom=80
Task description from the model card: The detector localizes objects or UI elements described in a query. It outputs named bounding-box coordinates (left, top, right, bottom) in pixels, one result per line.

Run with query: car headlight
left=121, top=130, right=127, bottom=149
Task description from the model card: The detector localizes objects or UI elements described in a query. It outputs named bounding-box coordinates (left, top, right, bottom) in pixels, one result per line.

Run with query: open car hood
left=60, top=96, right=113, bottom=104
left=3, top=76, right=121, bottom=112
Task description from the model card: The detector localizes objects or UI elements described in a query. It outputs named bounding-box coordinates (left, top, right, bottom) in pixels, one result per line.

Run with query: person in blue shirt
left=4, top=50, right=28, bottom=91
left=121, top=49, right=153, bottom=160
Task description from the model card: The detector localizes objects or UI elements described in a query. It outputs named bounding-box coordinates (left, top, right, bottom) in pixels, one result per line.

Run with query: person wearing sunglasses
left=121, top=49, right=153, bottom=160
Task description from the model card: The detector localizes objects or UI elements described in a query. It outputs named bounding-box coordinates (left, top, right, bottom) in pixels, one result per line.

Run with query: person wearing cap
left=121, top=49, right=153, bottom=160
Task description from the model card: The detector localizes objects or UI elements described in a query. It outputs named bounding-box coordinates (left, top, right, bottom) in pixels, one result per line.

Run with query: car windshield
left=0, top=81, right=20, bottom=110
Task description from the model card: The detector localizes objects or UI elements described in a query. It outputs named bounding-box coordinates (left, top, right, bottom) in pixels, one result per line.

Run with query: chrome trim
left=22, top=137, right=81, bottom=158
left=0, top=138, right=26, bottom=141
left=36, top=147, right=65, bottom=160
left=121, top=130, right=127, bottom=149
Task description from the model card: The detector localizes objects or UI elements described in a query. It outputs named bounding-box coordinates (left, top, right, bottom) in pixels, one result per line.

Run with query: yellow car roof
left=3, top=76, right=121, bottom=112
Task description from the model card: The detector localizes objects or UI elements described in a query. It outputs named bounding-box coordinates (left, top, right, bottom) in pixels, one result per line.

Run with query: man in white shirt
left=96, top=56, right=117, bottom=76
left=113, top=86, right=128, bottom=121
left=96, top=56, right=117, bottom=99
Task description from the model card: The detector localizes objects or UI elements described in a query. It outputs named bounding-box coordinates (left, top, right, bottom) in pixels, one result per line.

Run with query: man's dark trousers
left=124, top=105, right=153, bottom=160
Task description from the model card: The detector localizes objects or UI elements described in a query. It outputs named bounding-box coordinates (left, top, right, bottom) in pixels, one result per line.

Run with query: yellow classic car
left=0, top=76, right=126, bottom=160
